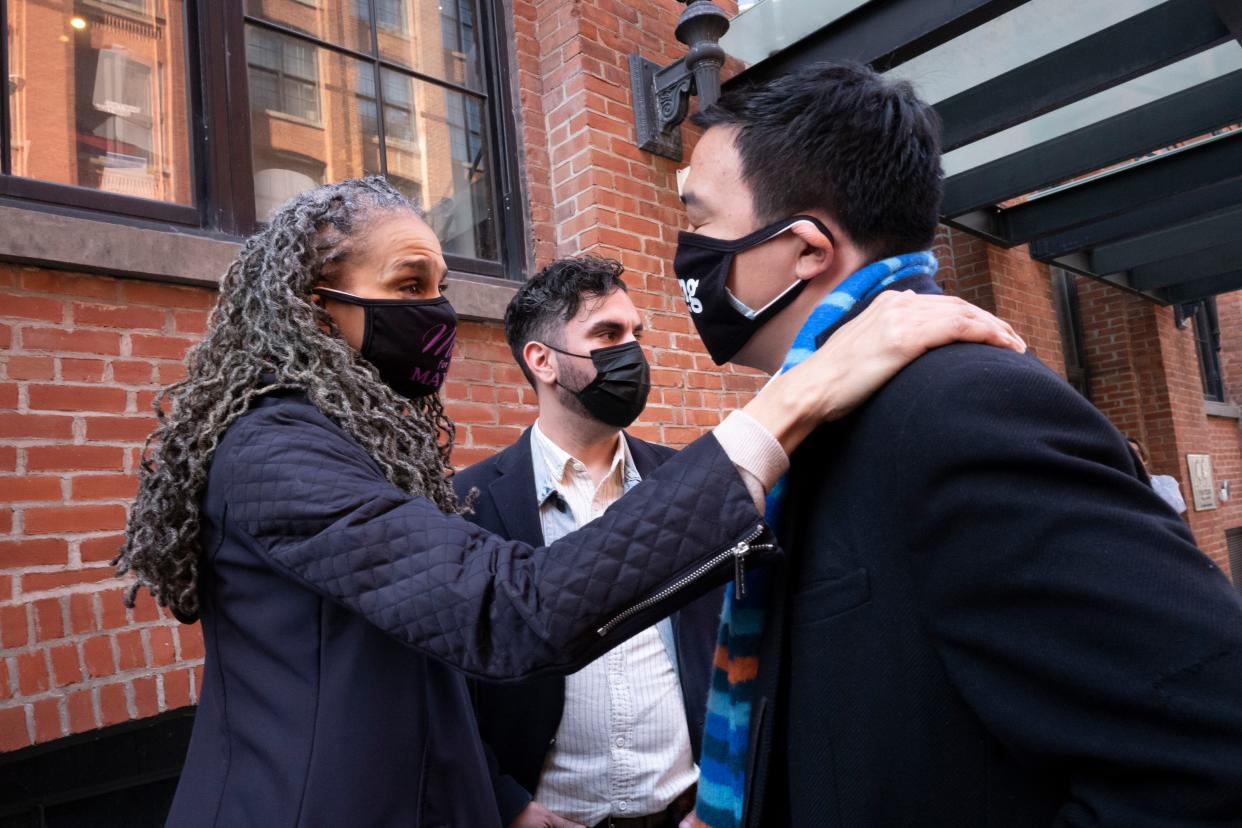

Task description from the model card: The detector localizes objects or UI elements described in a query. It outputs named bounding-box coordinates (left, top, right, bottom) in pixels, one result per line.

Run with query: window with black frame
left=2, top=0, right=513, bottom=277
left=1191, top=298, right=1226, bottom=403
left=1, top=0, right=197, bottom=221
left=243, top=0, right=500, bottom=268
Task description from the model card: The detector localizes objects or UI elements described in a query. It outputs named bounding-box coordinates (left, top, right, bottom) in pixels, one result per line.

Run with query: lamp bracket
left=629, top=0, right=730, bottom=162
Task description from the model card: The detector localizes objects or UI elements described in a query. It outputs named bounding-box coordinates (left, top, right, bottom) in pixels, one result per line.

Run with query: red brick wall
left=1220, top=293, right=1242, bottom=411
left=0, top=266, right=210, bottom=750
left=4, top=0, right=1242, bottom=754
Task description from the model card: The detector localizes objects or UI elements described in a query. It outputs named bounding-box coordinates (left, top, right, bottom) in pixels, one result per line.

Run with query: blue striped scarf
left=693, top=252, right=939, bottom=828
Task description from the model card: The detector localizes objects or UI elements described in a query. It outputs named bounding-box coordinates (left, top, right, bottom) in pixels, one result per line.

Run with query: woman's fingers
left=871, top=291, right=1024, bottom=357
left=805, top=291, right=1024, bottom=417
left=739, top=290, right=1028, bottom=453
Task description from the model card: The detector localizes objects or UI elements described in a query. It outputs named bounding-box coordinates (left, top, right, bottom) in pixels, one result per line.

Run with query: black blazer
left=744, top=288, right=1242, bottom=827
left=161, top=390, right=771, bottom=827
left=454, top=429, right=725, bottom=825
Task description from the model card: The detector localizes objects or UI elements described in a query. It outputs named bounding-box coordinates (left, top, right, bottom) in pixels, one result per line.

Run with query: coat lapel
left=489, top=429, right=546, bottom=548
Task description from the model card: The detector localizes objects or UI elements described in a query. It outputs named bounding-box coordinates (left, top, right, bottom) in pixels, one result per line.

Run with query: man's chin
left=727, top=339, right=777, bottom=376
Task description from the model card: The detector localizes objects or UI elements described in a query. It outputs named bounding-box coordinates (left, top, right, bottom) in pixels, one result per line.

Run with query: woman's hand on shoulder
left=746, top=291, right=1024, bottom=453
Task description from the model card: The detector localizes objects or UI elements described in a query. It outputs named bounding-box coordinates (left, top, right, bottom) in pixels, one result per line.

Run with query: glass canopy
left=715, top=0, right=1242, bottom=304
left=722, top=0, right=869, bottom=67
left=939, top=41, right=1242, bottom=178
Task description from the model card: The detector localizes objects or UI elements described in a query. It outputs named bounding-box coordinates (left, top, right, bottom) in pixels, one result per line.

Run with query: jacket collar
left=813, top=272, right=943, bottom=349
left=530, top=420, right=640, bottom=508
left=488, top=430, right=545, bottom=547
left=488, top=426, right=664, bottom=547
left=623, top=432, right=666, bottom=479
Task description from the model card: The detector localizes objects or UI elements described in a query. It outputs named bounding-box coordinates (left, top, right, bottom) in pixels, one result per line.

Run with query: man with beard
left=456, top=257, right=727, bottom=828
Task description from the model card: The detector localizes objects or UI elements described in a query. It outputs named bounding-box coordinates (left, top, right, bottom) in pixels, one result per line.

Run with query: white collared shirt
left=529, top=420, right=699, bottom=825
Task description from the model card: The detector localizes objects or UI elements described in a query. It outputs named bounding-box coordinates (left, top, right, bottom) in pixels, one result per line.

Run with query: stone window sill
left=1205, top=400, right=1241, bottom=420
left=0, top=203, right=516, bottom=322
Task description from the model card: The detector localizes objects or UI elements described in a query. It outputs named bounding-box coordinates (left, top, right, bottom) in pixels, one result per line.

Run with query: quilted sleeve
left=219, top=401, right=770, bottom=681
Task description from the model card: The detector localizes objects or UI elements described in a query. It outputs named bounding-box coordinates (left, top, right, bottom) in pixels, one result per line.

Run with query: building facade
left=1, top=0, right=1240, bottom=819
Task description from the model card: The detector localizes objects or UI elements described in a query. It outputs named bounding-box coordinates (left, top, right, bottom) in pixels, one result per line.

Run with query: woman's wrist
left=714, top=410, right=789, bottom=491
left=742, top=365, right=841, bottom=455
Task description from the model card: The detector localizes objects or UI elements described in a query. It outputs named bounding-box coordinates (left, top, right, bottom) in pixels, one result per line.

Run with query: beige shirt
left=529, top=421, right=700, bottom=825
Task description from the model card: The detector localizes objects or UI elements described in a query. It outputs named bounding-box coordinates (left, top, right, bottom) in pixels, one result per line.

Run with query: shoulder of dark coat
left=213, top=388, right=344, bottom=458
left=812, top=341, right=1112, bottom=470
left=625, top=432, right=677, bottom=465
left=871, top=342, right=1074, bottom=418
left=452, top=437, right=520, bottom=498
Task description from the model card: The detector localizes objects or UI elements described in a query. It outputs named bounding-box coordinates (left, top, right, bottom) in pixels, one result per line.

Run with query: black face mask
left=545, top=341, right=651, bottom=428
left=673, top=215, right=834, bottom=365
left=314, top=288, right=457, bottom=398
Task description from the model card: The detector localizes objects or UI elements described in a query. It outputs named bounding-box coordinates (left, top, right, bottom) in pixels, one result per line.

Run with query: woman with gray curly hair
left=115, top=177, right=1019, bottom=826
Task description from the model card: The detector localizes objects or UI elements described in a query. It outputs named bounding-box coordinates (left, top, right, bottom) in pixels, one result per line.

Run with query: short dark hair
left=505, top=256, right=628, bottom=387
left=691, top=60, right=942, bottom=258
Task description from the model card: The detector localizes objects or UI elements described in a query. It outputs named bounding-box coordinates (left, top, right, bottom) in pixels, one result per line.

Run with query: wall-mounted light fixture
left=628, top=1, right=730, bottom=162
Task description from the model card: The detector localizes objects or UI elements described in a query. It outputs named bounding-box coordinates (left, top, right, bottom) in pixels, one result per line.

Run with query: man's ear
left=789, top=219, right=835, bottom=282
left=522, top=340, right=558, bottom=388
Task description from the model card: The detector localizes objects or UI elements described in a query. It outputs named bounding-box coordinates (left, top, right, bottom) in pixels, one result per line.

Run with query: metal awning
left=722, top=0, right=1242, bottom=305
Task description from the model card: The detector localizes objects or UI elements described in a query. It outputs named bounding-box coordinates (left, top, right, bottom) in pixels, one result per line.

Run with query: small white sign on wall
left=1187, top=454, right=1217, bottom=511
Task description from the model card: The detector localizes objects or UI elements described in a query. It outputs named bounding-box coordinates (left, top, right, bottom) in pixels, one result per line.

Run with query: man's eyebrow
left=586, top=319, right=624, bottom=336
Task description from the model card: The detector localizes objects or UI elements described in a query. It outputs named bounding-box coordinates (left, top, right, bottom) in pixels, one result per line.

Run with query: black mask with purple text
left=315, top=287, right=457, bottom=398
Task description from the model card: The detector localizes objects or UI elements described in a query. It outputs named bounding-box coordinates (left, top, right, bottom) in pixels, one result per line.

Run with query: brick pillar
left=1077, top=278, right=1241, bottom=575
left=523, top=0, right=764, bottom=447
left=944, top=229, right=1066, bottom=379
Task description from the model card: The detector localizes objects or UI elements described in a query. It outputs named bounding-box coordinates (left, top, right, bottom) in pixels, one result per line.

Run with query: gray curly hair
left=114, top=177, right=460, bottom=621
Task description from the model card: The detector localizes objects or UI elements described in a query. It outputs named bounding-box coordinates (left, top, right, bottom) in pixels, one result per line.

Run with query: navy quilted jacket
left=165, top=389, right=770, bottom=828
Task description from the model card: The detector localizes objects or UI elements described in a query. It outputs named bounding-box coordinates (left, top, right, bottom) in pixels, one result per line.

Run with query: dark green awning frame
left=719, top=0, right=1242, bottom=305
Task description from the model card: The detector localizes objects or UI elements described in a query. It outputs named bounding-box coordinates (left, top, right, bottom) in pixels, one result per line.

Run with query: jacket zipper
left=596, top=524, right=770, bottom=637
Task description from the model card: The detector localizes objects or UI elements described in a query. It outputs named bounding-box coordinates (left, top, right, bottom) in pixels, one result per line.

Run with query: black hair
left=691, top=60, right=943, bottom=258
left=505, top=256, right=628, bottom=387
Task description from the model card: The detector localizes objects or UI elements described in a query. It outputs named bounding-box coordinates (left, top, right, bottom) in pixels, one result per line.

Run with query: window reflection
left=242, top=3, right=498, bottom=261
left=378, top=71, right=495, bottom=260
left=247, top=28, right=322, bottom=123
left=245, top=27, right=381, bottom=219
left=5, top=0, right=194, bottom=203
left=246, top=0, right=373, bottom=55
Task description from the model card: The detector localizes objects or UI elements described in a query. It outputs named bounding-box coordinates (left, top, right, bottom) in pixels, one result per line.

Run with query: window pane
left=5, top=0, right=194, bottom=204
left=246, top=26, right=382, bottom=220
left=245, top=0, right=374, bottom=55
left=381, top=72, right=496, bottom=260
left=376, top=0, right=485, bottom=92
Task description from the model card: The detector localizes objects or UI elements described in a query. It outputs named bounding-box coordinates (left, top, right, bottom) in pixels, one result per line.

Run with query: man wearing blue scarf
left=673, top=61, right=1242, bottom=828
